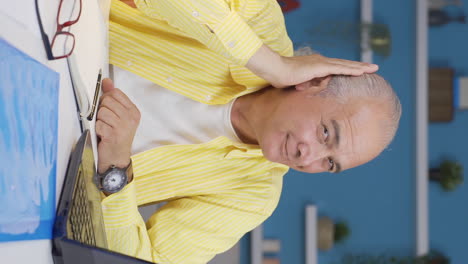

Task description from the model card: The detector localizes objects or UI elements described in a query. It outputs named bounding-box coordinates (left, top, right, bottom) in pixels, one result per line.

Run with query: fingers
left=326, top=57, right=379, bottom=75
left=101, top=78, right=115, bottom=93
left=101, top=78, right=136, bottom=109
left=97, top=106, right=120, bottom=128
left=96, top=79, right=141, bottom=133
left=308, top=54, right=379, bottom=78
left=99, top=94, right=128, bottom=120
left=95, top=119, right=113, bottom=140
left=95, top=79, right=140, bottom=174
left=282, top=54, right=379, bottom=88
left=324, top=62, right=369, bottom=76
left=97, top=91, right=141, bottom=132
left=100, top=87, right=137, bottom=111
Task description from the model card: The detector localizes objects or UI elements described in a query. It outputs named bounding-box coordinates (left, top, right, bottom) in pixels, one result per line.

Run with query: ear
left=295, top=76, right=332, bottom=94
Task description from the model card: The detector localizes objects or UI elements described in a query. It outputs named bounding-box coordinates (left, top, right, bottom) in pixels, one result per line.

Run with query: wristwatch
left=94, top=161, right=133, bottom=194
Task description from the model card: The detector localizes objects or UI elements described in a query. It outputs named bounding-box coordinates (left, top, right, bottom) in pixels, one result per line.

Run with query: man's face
left=257, top=89, right=387, bottom=173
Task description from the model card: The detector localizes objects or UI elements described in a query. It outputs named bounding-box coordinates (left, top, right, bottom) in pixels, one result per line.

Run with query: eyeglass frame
left=34, top=0, right=83, bottom=60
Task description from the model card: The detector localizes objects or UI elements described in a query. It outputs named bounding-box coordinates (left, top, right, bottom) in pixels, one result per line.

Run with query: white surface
left=0, top=0, right=109, bottom=263
left=360, top=0, right=373, bottom=63
left=66, top=0, right=109, bottom=161
left=416, top=0, right=429, bottom=257
left=305, top=205, right=317, bottom=264
left=0, top=6, right=77, bottom=264
left=251, top=225, right=263, bottom=264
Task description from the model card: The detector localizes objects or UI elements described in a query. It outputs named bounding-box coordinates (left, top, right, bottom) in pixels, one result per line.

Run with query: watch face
left=103, top=169, right=126, bottom=193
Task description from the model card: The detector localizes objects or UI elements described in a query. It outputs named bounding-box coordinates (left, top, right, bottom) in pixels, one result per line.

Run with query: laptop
left=52, top=130, right=152, bottom=264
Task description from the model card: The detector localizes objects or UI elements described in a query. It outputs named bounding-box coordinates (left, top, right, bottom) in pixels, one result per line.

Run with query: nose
left=295, top=142, right=328, bottom=167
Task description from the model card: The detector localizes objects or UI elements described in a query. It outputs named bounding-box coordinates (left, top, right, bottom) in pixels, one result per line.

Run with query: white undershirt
left=111, top=65, right=241, bottom=155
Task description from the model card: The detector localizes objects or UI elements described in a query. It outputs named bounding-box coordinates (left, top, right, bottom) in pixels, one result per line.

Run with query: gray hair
left=295, top=46, right=402, bottom=149
left=325, top=74, right=402, bottom=149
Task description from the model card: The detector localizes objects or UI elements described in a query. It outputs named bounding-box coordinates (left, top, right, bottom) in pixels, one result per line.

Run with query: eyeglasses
left=34, top=0, right=82, bottom=60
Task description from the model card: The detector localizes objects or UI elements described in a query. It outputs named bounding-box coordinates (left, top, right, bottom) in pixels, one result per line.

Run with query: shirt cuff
left=211, top=11, right=263, bottom=66
left=101, top=181, right=139, bottom=228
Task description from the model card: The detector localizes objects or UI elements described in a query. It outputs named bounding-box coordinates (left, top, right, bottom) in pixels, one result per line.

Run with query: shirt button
left=127, top=60, right=133, bottom=67
left=205, top=95, right=212, bottom=101
left=192, top=11, right=199, bottom=17
left=227, top=41, right=236, bottom=48
left=166, top=76, right=172, bottom=83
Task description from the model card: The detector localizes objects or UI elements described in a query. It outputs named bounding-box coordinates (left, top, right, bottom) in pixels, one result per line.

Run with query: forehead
left=332, top=101, right=386, bottom=171
left=289, top=92, right=343, bottom=116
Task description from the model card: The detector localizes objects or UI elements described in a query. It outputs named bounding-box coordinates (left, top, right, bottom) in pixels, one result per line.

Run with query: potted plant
left=306, top=21, right=392, bottom=58
left=334, top=221, right=351, bottom=244
left=317, top=217, right=351, bottom=251
left=362, top=23, right=391, bottom=58
left=429, top=160, right=463, bottom=191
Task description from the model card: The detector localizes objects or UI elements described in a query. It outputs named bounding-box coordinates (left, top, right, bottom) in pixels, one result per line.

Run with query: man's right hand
left=96, top=78, right=140, bottom=174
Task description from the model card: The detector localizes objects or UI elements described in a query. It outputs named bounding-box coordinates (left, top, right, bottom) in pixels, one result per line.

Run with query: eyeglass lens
left=52, top=0, right=81, bottom=59
left=51, top=32, right=75, bottom=59
left=58, top=0, right=81, bottom=25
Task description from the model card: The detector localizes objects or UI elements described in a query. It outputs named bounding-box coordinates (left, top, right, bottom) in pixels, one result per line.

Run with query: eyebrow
left=332, top=119, right=340, bottom=147
left=331, top=119, right=342, bottom=173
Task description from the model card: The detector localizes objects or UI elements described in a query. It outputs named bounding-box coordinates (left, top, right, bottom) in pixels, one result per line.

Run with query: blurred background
left=228, top=0, right=467, bottom=263
left=2, top=0, right=465, bottom=263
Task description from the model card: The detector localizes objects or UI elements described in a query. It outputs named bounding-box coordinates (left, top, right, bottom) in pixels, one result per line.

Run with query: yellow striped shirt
left=109, top=0, right=293, bottom=105
left=104, top=0, right=293, bottom=263
left=102, top=138, right=289, bottom=263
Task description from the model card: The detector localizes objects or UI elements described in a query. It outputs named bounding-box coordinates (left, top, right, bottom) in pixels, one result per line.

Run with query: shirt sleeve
left=101, top=182, right=157, bottom=263
left=145, top=194, right=270, bottom=264
left=133, top=0, right=264, bottom=66
left=101, top=184, right=271, bottom=264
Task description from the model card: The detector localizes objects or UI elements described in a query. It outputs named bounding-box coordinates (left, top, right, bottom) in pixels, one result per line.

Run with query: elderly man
left=96, top=72, right=401, bottom=263
left=94, top=0, right=401, bottom=263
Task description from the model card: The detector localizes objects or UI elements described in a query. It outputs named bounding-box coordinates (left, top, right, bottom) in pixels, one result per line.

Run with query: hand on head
left=284, top=54, right=378, bottom=91
left=245, top=45, right=379, bottom=90
left=96, top=78, right=140, bottom=173
left=246, top=45, right=378, bottom=91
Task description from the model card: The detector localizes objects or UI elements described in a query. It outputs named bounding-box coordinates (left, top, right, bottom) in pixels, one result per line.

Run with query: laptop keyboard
left=69, top=167, right=97, bottom=246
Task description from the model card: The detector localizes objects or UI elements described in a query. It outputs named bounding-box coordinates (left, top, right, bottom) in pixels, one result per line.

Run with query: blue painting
left=0, top=38, right=59, bottom=242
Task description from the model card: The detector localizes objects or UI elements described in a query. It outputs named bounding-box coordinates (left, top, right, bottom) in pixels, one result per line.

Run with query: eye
left=323, top=125, right=329, bottom=142
left=327, top=158, right=335, bottom=171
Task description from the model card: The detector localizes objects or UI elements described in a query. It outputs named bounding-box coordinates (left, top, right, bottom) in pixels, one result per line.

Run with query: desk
left=0, top=0, right=109, bottom=263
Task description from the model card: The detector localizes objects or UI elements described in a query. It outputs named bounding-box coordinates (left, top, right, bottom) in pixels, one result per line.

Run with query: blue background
left=240, top=0, right=468, bottom=263
left=0, top=39, right=59, bottom=242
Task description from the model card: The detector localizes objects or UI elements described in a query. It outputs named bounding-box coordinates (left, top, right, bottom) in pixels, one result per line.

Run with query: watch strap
left=125, top=159, right=134, bottom=183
